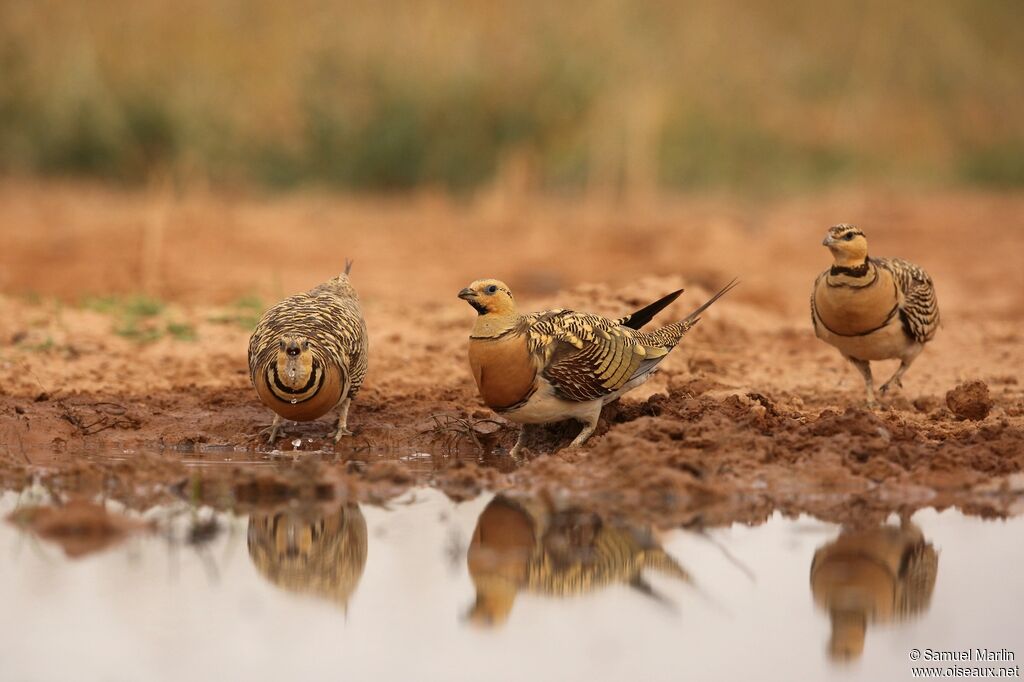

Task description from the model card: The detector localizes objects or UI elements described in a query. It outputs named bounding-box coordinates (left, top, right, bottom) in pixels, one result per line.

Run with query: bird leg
left=846, top=357, right=877, bottom=408
left=255, top=414, right=283, bottom=444
left=880, top=345, right=923, bottom=395
left=509, top=425, right=529, bottom=458
left=333, top=398, right=353, bottom=442
left=568, top=404, right=603, bottom=448
left=879, top=365, right=906, bottom=395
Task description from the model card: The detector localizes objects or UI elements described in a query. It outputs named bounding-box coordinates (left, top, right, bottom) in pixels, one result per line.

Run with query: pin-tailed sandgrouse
left=248, top=262, right=369, bottom=442
left=811, top=224, right=939, bottom=406
left=459, top=278, right=736, bottom=456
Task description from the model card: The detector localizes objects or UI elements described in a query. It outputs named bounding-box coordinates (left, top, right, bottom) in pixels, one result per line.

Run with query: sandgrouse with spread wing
left=459, top=278, right=736, bottom=456
left=811, top=224, right=939, bottom=406
left=248, top=262, right=369, bottom=443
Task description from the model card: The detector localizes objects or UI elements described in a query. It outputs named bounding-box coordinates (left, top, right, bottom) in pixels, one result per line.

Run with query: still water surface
left=0, top=489, right=1020, bottom=682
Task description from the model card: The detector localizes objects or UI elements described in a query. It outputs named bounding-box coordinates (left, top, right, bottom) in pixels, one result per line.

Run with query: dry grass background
left=1, top=0, right=1022, bottom=193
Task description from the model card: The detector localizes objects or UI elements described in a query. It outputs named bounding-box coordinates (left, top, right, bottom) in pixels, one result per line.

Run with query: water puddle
left=1, top=488, right=1021, bottom=681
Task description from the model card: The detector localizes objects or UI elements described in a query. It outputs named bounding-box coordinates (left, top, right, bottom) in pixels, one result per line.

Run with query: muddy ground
left=1, top=181, right=1022, bottom=527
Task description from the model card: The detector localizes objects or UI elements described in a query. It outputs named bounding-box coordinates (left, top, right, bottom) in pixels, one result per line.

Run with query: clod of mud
left=6, top=498, right=147, bottom=558
left=946, top=380, right=993, bottom=421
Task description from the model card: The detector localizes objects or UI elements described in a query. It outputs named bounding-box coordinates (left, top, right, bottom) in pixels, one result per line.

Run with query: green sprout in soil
left=25, top=336, right=56, bottom=353
left=80, top=295, right=196, bottom=343
left=166, top=322, right=197, bottom=341
left=207, top=295, right=264, bottom=331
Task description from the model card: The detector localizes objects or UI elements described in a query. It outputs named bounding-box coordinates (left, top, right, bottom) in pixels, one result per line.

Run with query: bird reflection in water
left=247, top=502, right=368, bottom=610
left=466, top=494, right=693, bottom=626
left=810, top=518, right=938, bottom=662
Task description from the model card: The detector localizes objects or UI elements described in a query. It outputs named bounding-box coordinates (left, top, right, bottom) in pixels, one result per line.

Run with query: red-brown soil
left=1, top=181, right=1022, bottom=525
left=6, top=497, right=148, bottom=558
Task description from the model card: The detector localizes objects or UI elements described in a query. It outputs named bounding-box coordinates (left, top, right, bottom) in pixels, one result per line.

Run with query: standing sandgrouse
left=459, top=278, right=736, bottom=456
left=248, top=262, right=369, bottom=442
left=810, top=520, right=937, bottom=661
left=811, top=224, right=939, bottom=406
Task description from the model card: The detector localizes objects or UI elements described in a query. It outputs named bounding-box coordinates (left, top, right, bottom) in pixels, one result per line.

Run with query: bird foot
left=879, top=379, right=902, bottom=395
left=248, top=423, right=283, bottom=444
left=333, top=427, right=354, bottom=443
left=509, top=425, right=530, bottom=459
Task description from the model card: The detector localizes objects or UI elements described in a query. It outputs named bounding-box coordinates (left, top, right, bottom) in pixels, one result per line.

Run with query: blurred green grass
left=80, top=295, right=196, bottom=343
left=0, top=0, right=1021, bottom=193
left=206, top=295, right=265, bottom=331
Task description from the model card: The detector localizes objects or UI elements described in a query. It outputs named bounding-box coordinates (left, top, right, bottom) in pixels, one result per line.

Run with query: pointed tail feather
left=619, top=288, right=685, bottom=330
left=344, top=259, right=354, bottom=275
left=680, top=278, right=739, bottom=327
left=644, top=547, right=694, bottom=584
left=637, top=278, right=738, bottom=348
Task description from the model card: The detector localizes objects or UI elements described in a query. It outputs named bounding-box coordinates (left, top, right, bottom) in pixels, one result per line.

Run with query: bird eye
left=486, top=285, right=498, bottom=294
left=844, top=233, right=855, bottom=241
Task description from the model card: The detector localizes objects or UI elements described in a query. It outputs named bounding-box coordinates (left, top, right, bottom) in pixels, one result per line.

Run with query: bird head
left=247, top=505, right=368, bottom=609
left=822, top=224, right=868, bottom=266
left=458, top=279, right=517, bottom=316
left=828, top=610, right=867, bottom=662
left=275, top=334, right=316, bottom=389
left=464, top=496, right=535, bottom=627
left=464, top=583, right=517, bottom=628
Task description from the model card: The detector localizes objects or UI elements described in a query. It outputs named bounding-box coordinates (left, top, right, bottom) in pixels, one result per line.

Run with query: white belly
left=816, top=317, right=912, bottom=361
left=498, top=373, right=655, bottom=425
left=500, top=379, right=599, bottom=424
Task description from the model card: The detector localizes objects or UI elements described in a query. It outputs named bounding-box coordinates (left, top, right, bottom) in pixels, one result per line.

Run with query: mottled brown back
left=248, top=271, right=369, bottom=402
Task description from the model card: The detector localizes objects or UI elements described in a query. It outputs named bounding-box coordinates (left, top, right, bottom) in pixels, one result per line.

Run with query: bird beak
left=822, top=235, right=836, bottom=247
left=458, top=287, right=478, bottom=300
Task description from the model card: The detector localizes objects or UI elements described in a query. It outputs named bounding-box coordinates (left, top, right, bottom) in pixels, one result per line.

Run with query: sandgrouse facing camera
left=459, top=278, right=737, bottom=456
left=811, top=224, right=939, bottom=407
left=810, top=520, right=937, bottom=662
left=248, top=262, right=369, bottom=442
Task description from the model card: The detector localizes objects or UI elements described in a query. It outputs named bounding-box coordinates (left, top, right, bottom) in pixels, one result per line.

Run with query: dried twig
left=59, top=401, right=140, bottom=436
left=423, top=413, right=504, bottom=452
